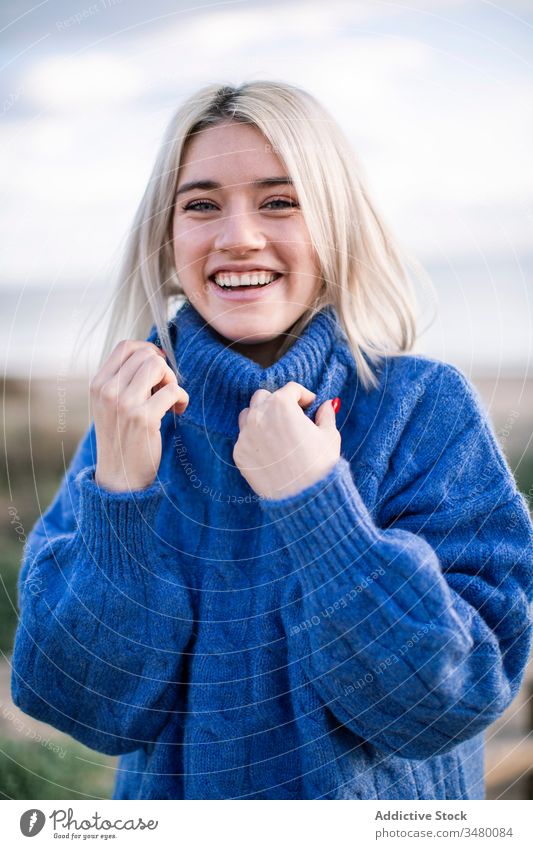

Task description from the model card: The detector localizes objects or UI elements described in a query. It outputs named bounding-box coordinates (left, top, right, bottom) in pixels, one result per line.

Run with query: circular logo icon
left=20, top=809, right=46, bottom=837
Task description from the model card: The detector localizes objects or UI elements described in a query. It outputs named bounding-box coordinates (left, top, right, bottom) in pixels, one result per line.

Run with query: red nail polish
left=331, top=397, right=341, bottom=414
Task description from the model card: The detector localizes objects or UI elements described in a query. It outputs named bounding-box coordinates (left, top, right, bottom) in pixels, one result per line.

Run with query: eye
left=182, top=200, right=217, bottom=211
left=263, top=198, right=299, bottom=210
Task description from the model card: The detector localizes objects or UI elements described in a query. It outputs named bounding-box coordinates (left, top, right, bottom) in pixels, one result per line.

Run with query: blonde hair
left=98, top=80, right=429, bottom=390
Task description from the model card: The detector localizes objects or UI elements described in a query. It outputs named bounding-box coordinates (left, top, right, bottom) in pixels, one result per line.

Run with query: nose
left=213, top=208, right=266, bottom=255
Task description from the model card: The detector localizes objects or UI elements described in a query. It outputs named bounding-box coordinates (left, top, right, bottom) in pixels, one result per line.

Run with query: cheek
left=173, top=223, right=194, bottom=249
left=172, top=225, right=209, bottom=272
left=292, top=247, right=321, bottom=286
left=173, top=214, right=212, bottom=244
left=286, top=223, right=318, bottom=273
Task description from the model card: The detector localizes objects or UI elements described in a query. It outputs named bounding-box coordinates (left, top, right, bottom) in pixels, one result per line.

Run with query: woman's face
left=171, top=120, right=323, bottom=365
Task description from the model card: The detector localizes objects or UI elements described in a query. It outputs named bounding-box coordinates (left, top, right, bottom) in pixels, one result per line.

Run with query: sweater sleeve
left=259, top=364, right=533, bottom=761
left=11, top=422, right=194, bottom=756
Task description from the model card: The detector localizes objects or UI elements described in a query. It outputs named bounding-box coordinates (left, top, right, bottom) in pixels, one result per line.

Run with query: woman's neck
left=212, top=324, right=298, bottom=369
left=228, top=336, right=288, bottom=368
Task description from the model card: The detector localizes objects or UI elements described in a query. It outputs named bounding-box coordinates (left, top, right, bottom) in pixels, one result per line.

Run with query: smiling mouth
left=209, top=272, right=283, bottom=290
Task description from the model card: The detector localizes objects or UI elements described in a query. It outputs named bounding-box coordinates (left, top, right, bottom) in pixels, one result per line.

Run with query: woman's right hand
left=91, top=340, right=189, bottom=492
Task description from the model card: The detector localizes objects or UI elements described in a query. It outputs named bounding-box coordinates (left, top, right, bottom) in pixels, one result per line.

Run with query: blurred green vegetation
left=513, top=452, right=533, bottom=503
left=1, top=378, right=86, bottom=654
left=0, top=537, right=21, bottom=654
left=0, top=736, right=114, bottom=800
left=0, top=377, right=116, bottom=800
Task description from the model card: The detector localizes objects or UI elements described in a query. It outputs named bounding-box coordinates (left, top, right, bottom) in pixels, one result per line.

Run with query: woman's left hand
left=233, top=381, right=341, bottom=500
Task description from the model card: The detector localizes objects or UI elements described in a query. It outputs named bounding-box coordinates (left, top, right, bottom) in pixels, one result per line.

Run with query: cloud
left=23, top=52, right=147, bottom=110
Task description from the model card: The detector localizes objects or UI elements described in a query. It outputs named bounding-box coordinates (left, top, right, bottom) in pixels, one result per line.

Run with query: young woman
left=12, top=81, right=533, bottom=800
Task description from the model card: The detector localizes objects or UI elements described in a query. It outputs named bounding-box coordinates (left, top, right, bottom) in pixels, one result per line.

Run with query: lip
left=208, top=265, right=281, bottom=276
left=208, top=273, right=284, bottom=301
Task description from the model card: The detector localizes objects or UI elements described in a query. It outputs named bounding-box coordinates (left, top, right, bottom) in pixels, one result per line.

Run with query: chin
left=213, top=314, right=283, bottom=344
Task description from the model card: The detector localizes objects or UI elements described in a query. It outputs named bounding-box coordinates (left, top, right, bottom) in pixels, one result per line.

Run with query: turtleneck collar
left=163, top=300, right=355, bottom=440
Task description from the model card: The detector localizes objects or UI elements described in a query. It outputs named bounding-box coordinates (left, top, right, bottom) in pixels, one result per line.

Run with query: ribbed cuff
left=259, top=456, right=383, bottom=587
left=72, top=465, right=165, bottom=568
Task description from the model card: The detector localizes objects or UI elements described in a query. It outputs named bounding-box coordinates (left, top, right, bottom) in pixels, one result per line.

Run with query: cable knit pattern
left=11, top=300, right=533, bottom=800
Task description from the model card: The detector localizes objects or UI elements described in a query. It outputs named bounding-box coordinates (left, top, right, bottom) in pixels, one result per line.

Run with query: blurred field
left=1, top=376, right=113, bottom=799
left=1, top=373, right=532, bottom=800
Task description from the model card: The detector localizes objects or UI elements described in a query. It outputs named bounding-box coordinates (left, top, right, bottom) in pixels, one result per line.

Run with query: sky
left=1, top=0, right=532, bottom=374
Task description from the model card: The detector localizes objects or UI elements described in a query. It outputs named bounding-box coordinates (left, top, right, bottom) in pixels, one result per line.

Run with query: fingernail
left=331, top=397, right=341, bottom=414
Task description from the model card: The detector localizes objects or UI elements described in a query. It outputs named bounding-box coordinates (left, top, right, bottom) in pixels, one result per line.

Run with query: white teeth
left=212, top=271, right=280, bottom=288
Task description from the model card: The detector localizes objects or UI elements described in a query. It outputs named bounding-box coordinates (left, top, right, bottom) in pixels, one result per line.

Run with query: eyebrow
left=175, top=177, right=294, bottom=197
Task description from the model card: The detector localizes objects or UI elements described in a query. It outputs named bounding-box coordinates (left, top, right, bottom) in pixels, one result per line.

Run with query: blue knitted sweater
left=12, top=301, right=533, bottom=800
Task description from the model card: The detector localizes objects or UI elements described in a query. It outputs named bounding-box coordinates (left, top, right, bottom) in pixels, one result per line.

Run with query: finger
left=122, top=355, right=177, bottom=406
left=314, top=399, right=339, bottom=430
left=249, top=389, right=272, bottom=408
left=146, top=381, right=189, bottom=419
left=94, top=340, right=166, bottom=387
left=107, top=347, right=168, bottom=398
left=238, top=408, right=250, bottom=430
left=274, top=381, right=316, bottom=409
